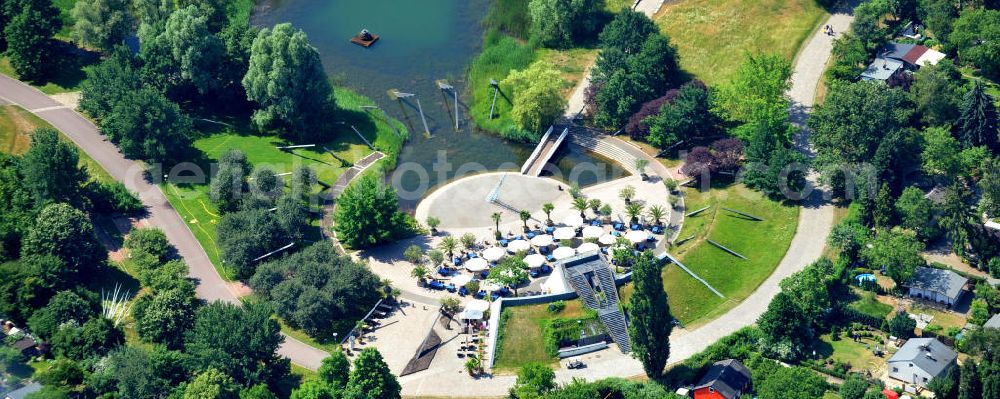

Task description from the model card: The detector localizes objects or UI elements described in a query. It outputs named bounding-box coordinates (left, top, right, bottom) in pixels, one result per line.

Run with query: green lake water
left=252, top=0, right=625, bottom=203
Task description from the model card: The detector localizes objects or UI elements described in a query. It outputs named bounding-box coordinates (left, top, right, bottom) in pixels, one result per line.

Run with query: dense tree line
left=527, top=0, right=605, bottom=49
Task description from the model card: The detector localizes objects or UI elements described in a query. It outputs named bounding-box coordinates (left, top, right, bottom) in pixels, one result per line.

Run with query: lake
left=252, top=0, right=625, bottom=203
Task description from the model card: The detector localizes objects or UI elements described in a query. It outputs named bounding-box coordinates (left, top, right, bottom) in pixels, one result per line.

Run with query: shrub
left=86, top=181, right=143, bottom=214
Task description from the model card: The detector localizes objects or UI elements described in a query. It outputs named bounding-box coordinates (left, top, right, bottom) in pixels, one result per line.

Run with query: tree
left=34, top=358, right=84, bottom=389
left=958, top=361, right=981, bottom=399
left=950, top=9, right=1000, bottom=79
left=518, top=210, right=531, bottom=231
left=21, top=203, right=106, bottom=274
left=910, top=60, right=964, bottom=127
left=862, top=229, right=925, bottom=284
left=343, top=348, right=400, bottom=399
left=896, top=186, right=938, bottom=241
left=619, top=186, right=635, bottom=203
left=71, top=0, right=131, bottom=52
left=87, top=345, right=179, bottom=399
left=627, top=251, right=672, bottom=378
left=573, top=196, right=589, bottom=218
left=810, top=81, right=913, bottom=169
left=625, top=202, right=644, bottom=224
left=4, top=0, right=61, bottom=81
left=542, top=203, right=554, bottom=224
left=510, top=362, right=555, bottom=399
left=598, top=9, right=659, bottom=53
left=132, top=288, right=196, bottom=349
left=20, top=128, right=87, bottom=206
left=647, top=205, right=666, bottom=227
left=502, top=60, right=566, bottom=134
left=426, top=216, right=440, bottom=232
left=938, top=183, right=977, bottom=257
left=840, top=374, right=870, bottom=399
left=646, top=81, right=718, bottom=148
left=185, top=301, right=288, bottom=387
left=928, top=365, right=959, bottom=399
left=919, top=0, right=957, bottom=42
left=318, top=351, right=350, bottom=390
left=139, top=5, right=224, bottom=94
left=217, top=208, right=288, bottom=279
left=592, top=33, right=678, bottom=128
left=888, top=311, right=917, bottom=338
left=79, top=46, right=142, bottom=120
left=922, top=126, right=964, bottom=180
left=99, top=87, right=193, bottom=162
left=873, top=183, right=894, bottom=229
left=758, top=292, right=813, bottom=361
left=427, top=249, right=444, bottom=266
left=184, top=368, right=240, bottom=399
left=50, top=317, right=124, bottom=361
left=211, top=149, right=251, bottom=213
left=242, top=23, right=334, bottom=141
left=28, top=290, right=94, bottom=339
left=240, top=385, right=278, bottom=399
left=981, top=157, right=1000, bottom=218
left=492, top=212, right=502, bottom=234
left=487, top=257, right=529, bottom=295
left=956, top=81, right=999, bottom=151
left=714, top=53, right=792, bottom=141
left=333, top=174, right=408, bottom=249
left=527, top=0, right=573, bottom=48
left=124, top=228, right=172, bottom=261
left=438, top=236, right=457, bottom=259
left=756, top=366, right=828, bottom=399
left=403, top=245, right=423, bottom=264
left=290, top=380, right=336, bottom=399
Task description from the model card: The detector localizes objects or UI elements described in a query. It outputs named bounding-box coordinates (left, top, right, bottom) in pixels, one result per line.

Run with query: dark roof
left=882, top=42, right=916, bottom=60
left=907, top=267, right=968, bottom=300
left=693, top=359, right=752, bottom=399
left=888, top=338, right=957, bottom=378
left=11, top=337, right=35, bottom=351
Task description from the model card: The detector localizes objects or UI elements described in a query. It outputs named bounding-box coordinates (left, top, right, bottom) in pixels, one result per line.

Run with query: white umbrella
left=553, top=246, right=576, bottom=260
left=530, top=234, right=553, bottom=247
left=553, top=227, right=575, bottom=240
left=508, top=240, right=531, bottom=253
left=524, top=254, right=546, bottom=269
left=598, top=234, right=616, bottom=245
left=459, top=309, right=484, bottom=320
left=466, top=299, right=490, bottom=312
left=480, top=280, right=502, bottom=292
left=482, top=246, right=506, bottom=261
left=577, top=242, right=600, bottom=253
left=562, top=214, right=584, bottom=227
left=451, top=274, right=472, bottom=286
left=465, top=258, right=489, bottom=272
left=625, top=230, right=646, bottom=244
left=582, top=225, right=604, bottom=238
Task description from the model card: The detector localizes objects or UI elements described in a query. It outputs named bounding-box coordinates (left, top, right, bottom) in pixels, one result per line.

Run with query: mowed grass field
left=627, top=183, right=798, bottom=327
left=655, top=0, right=828, bottom=85
left=494, top=300, right=588, bottom=371
left=0, top=104, right=113, bottom=182
left=163, top=88, right=406, bottom=280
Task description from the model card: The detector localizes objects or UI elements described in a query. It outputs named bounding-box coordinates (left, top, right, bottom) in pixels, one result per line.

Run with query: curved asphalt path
left=0, top=73, right=330, bottom=370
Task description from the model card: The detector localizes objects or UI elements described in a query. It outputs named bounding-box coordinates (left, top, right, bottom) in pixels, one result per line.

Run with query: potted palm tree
left=542, top=202, right=554, bottom=226
left=619, top=186, right=636, bottom=204
left=572, top=196, right=589, bottom=218
left=635, top=159, right=650, bottom=181
left=438, top=236, right=457, bottom=260
left=519, top=210, right=531, bottom=232
left=626, top=202, right=644, bottom=225
left=460, top=233, right=477, bottom=252
left=600, top=204, right=612, bottom=223
left=426, top=216, right=441, bottom=235
left=647, top=205, right=666, bottom=227
left=588, top=198, right=602, bottom=219
left=491, top=212, right=502, bottom=239
left=411, top=265, right=429, bottom=287
left=355, top=321, right=368, bottom=344
left=465, top=354, right=481, bottom=377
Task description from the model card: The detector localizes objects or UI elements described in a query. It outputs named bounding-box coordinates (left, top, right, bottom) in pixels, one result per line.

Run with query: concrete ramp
left=520, top=126, right=569, bottom=177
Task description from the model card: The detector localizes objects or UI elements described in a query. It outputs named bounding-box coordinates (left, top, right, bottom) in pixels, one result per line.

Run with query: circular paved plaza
left=416, top=172, right=568, bottom=229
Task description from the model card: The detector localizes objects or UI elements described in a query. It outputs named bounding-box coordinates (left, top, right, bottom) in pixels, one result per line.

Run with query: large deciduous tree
left=132, top=288, right=197, bottom=349
left=910, top=60, right=964, bottom=127
left=645, top=81, right=717, bottom=149
left=501, top=60, right=566, bottom=134
left=210, top=149, right=251, bottom=213
left=950, top=9, right=1000, bottom=79
left=714, top=53, right=792, bottom=141
left=758, top=292, right=813, bottom=361
left=71, top=0, right=132, bottom=52
left=21, top=203, right=106, bottom=274
left=333, top=174, right=408, bottom=249
left=99, top=87, right=193, bottom=162
left=20, top=128, right=87, bottom=206
left=627, top=251, right=672, bottom=378
left=3, top=0, right=61, bottom=81
left=79, top=46, right=143, bottom=120
left=242, top=23, right=334, bottom=142
left=862, top=229, right=925, bottom=284
left=343, top=348, right=400, bottom=399
left=185, top=301, right=289, bottom=387
left=139, top=5, right=224, bottom=95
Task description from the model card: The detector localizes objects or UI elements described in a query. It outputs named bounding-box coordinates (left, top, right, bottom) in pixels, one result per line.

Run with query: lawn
left=815, top=332, right=890, bottom=374
left=655, top=0, right=828, bottom=85
left=847, top=290, right=893, bottom=320
left=493, top=300, right=588, bottom=371
left=162, top=87, right=406, bottom=280
left=0, top=104, right=113, bottom=182
left=663, top=182, right=799, bottom=326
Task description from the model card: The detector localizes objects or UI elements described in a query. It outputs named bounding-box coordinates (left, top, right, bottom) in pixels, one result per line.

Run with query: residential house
left=880, top=42, right=945, bottom=68
left=861, top=57, right=905, bottom=82
left=3, top=383, right=42, bottom=399
left=692, top=359, right=752, bottom=399
left=887, top=338, right=958, bottom=387
left=906, top=267, right=968, bottom=307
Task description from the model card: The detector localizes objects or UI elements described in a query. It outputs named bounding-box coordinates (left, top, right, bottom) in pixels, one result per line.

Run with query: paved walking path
left=0, top=73, right=331, bottom=370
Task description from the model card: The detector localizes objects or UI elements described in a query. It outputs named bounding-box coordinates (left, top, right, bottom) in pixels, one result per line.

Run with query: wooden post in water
left=392, top=90, right=430, bottom=137
left=489, top=79, right=499, bottom=119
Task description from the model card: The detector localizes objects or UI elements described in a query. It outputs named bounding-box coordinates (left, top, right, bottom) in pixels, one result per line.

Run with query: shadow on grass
left=21, top=41, right=101, bottom=91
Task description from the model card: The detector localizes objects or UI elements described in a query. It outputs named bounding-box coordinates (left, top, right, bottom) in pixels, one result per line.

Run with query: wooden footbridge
left=520, top=125, right=569, bottom=176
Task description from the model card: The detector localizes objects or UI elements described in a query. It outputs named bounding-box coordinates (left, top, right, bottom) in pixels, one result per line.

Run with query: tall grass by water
left=483, top=0, right=531, bottom=39
left=467, top=31, right=539, bottom=142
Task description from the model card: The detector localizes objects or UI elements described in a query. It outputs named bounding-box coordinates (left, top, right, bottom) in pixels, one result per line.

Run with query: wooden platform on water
left=350, top=34, right=379, bottom=47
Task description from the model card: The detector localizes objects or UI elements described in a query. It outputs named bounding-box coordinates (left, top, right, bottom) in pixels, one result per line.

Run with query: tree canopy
left=333, top=174, right=409, bottom=249
left=627, top=251, right=672, bottom=378
left=502, top=60, right=566, bottom=134
left=71, top=0, right=132, bottom=52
